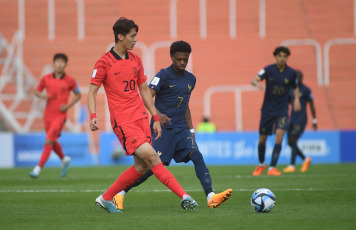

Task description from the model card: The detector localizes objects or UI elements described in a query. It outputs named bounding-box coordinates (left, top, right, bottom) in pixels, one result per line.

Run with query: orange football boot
left=267, top=168, right=282, bottom=176
left=207, top=189, right=233, bottom=208
left=301, top=157, right=311, bottom=173
left=113, top=194, right=124, bottom=210
left=252, top=165, right=267, bottom=176
left=283, top=165, right=296, bottom=173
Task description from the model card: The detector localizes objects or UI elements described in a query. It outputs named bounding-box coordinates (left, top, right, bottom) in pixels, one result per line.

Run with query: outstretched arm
left=139, top=83, right=162, bottom=140
left=59, top=91, right=82, bottom=112
left=309, top=100, right=317, bottom=130
left=251, top=76, right=265, bottom=91
left=87, top=84, right=100, bottom=131
left=293, top=87, right=301, bottom=112
left=185, top=105, right=195, bottom=139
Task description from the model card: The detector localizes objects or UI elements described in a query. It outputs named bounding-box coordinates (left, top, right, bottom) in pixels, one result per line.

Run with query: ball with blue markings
left=251, top=188, right=276, bottom=212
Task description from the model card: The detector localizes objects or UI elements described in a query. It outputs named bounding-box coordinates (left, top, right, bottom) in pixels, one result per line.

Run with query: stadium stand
left=0, top=0, right=355, bottom=132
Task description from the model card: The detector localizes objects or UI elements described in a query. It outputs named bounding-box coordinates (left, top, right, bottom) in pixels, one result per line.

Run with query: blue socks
left=190, top=150, right=213, bottom=196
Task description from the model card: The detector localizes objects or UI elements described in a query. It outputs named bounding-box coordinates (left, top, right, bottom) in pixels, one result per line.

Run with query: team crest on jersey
left=285, top=78, right=289, bottom=84
left=188, top=84, right=192, bottom=91
left=157, top=151, right=162, bottom=157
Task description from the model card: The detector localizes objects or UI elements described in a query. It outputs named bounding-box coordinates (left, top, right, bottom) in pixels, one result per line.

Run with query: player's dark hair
left=113, top=17, right=139, bottom=43
left=273, top=46, right=291, bottom=56
left=53, top=53, right=68, bottom=63
left=170, top=41, right=192, bottom=56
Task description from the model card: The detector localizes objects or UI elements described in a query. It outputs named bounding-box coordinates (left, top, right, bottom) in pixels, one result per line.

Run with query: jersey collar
left=110, top=47, right=129, bottom=60
left=52, top=73, right=65, bottom=79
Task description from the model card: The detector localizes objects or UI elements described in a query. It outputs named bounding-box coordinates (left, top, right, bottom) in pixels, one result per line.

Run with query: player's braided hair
left=170, top=41, right=192, bottom=56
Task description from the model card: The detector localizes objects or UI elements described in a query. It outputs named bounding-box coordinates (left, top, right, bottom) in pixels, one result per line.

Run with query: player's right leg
left=253, top=135, right=268, bottom=176
left=134, top=143, right=198, bottom=210
left=29, top=138, right=54, bottom=178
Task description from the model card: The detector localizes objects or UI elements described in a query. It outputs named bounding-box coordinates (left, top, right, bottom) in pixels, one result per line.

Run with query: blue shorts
left=288, top=117, right=307, bottom=137
left=259, top=111, right=289, bottom=135
left=151, top=127, right=198, bottom=166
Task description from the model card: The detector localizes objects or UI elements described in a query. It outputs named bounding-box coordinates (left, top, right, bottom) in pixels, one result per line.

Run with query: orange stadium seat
left=0, top=0, right=355, bottom=132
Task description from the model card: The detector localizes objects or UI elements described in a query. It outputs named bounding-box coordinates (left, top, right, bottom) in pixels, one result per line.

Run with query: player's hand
left=90, top=118, right=99, bottom=131
left=42, top=94, right=49, bottom=101
left=159, top=113, right=171, bottom=127
left=153, top=121, right=162, bottom=140
left=59, top=104, right=68, bottom=112
left=192, top=132, right=195, bottom=140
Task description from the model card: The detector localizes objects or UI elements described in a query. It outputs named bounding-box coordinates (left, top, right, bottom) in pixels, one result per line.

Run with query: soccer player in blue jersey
left=283, top=70, right=317, bottom=173
left=251, top=46, right=301, bottom=176
left=113, top=41, right=232, bottom=209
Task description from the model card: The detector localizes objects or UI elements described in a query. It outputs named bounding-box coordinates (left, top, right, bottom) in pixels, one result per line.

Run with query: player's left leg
left=188, top=150, right=232, bottom=208
left=283, top=135, right=297, bottom=173
left=268, top=130, right=285, bottom=176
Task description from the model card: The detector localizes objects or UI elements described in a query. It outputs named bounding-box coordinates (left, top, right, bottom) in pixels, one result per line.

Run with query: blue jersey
left=258, top=64, right=298, bottom=114
left=149, top=65, right=196, bottom=128
left=289, top=83, right=313, bottom=123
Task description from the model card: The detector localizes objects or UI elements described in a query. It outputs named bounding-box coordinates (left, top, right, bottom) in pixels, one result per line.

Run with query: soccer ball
left=251, top=188, right=276, bottom=213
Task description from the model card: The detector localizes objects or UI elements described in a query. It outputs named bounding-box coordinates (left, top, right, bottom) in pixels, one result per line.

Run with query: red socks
left=151, top=163, right=188, bottom=199
left=38, top=144, right=53, bottom=167
left=103, top=166, right=143, bottom=200
left=53, top=142, right=65, bottom=159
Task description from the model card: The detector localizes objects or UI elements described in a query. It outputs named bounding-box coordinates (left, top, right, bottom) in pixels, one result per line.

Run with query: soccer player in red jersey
left=29, top=53, right=82, bottom=178
left=88, top=17, right=198, bottom=213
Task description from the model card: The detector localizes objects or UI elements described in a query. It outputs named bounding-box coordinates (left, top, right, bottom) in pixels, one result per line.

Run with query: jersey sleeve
left=90, top=58, right=107, bottom=87
left=36, top=76, right=46, bottom=92
left=149, top=70, right=165, bottom=93
left=136, top=57, right=147, bottom=85
left=307, top=88, right=313, bottom=102
left=257, top=67, right=268, bottom=81
left=70, top=79, right=80, bottom=94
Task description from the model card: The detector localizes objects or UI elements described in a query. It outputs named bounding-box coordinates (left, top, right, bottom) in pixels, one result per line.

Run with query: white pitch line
left=0, top=188, right=355, bottom=193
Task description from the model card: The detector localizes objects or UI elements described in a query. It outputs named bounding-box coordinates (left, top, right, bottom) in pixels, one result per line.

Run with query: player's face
left=122, top=28, right=137, bottom=50
left=171, top=52, right=189, bottom=74
left=53, top=58, right=67, bottom=73
left=274, top=52, right=289, bottom=67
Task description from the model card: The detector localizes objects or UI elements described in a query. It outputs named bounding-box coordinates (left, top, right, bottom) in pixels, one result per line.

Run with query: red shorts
left=113, top=117, right=152, bottom=156
left=44, top=117, right=66, bottom=141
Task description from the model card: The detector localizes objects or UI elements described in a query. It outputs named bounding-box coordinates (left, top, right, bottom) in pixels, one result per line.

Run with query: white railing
left=354, top=0, right=356, bottom=36
left=76, top=0, right=85, bottom=40
left=281, top=39, right=323, bottom=86
left=169, top=0, right=237, bottom=39
left=259, top=0, right=266, bottom=38
left=323, top=38, right=356, bottom=86
left=203, top=85, right=257, bottom=131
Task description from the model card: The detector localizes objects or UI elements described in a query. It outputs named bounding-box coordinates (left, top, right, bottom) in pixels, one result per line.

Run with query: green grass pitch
left=1, top=164, right=355, bottom=230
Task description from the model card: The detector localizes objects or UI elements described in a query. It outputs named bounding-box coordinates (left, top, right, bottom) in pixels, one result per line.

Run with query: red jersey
left=37, top=73, right=78, bottom=122
left=91, top=48, right=148, bottom=126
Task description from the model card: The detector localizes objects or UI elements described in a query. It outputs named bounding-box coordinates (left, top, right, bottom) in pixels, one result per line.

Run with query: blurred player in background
left=29, top=53, right=81, bottom=178
left=88, top=18, right=197, bottom=213
left=283, top=70, right=317, bottom=173
left=251, top=46, right=301, bottom=176
left=113, top=41, right=232, bottom=210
